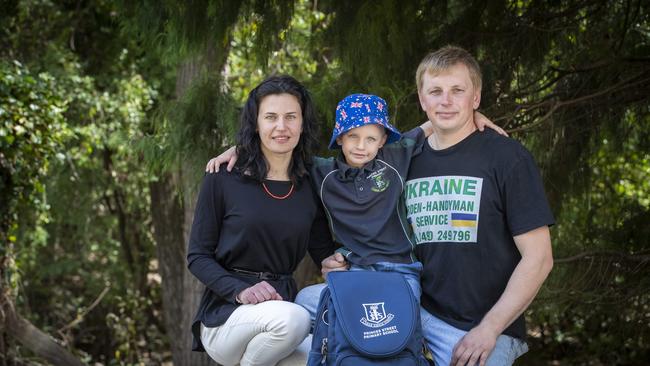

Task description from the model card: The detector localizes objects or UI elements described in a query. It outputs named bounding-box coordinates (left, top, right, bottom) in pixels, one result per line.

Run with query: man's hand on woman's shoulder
left=206, top=146, right=238, bottom=173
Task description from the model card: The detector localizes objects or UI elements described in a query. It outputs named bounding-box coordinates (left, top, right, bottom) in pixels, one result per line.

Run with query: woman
left=187, top=75, right=335, bottom=366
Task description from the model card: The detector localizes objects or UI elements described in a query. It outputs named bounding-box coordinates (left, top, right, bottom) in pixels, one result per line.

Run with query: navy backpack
left=307, top=271, right=430, bottom=365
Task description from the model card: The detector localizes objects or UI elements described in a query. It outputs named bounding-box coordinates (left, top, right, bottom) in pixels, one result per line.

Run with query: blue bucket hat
left=328, top=93, right=401, bottom=149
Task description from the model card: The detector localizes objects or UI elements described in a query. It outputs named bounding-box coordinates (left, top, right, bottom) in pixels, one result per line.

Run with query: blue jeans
left=420, top=307, right=529, bottom=366
left=349, top=261, right=422, bottom=300
left=294, top=282, right=327, bottom=321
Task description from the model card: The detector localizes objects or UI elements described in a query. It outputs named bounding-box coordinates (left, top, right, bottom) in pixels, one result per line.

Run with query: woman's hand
left=236, top=281, right=283, bottom=305
left=205, top=146, right=238, bottom=173
left=474, top=111, right=508, bottom=136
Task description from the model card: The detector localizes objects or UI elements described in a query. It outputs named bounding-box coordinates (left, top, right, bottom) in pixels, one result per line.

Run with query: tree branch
left=2, top=294, right=86, bottom=366
left=57, top=286, right=110, bottom=334
left=507, top=72, right=650, bottom=133
left=554, top=250, right=650, bottom=264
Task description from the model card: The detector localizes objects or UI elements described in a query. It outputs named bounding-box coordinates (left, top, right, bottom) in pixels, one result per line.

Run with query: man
left=322, top=46, right=554, bottom=366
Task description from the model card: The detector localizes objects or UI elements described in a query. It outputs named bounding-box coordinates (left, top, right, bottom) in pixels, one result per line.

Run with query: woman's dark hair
left=235, top=75, right=320, bottom=184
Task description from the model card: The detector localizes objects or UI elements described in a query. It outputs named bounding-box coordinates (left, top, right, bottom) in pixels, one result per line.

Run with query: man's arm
left=419, top=120, right=435, bottom=137
left=452, top=225, right=553, bottom=366
left=474, top=111, right=508, bottom=136
left=205, top=146, right=237, bottom=173
left=418, top=112, right=508, bottom=138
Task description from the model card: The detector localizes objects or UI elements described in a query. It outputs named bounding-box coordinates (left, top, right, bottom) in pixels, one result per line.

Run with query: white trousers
left=200, top=300, right=311, bottom=366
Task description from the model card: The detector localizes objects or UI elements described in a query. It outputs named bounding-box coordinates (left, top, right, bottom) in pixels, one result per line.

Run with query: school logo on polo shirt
left=368, top=168, right=390, bottom=192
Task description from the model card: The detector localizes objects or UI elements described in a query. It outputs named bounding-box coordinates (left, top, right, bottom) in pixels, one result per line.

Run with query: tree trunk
left=2, top=294, right=86, bottom=366
left=151, top=172, right=214, bottom=366
left=151, top=48, right=227, bottom=365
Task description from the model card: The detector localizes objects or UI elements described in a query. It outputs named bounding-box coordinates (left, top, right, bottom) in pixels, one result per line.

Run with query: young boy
left=311, top=93, right=427, bottom=298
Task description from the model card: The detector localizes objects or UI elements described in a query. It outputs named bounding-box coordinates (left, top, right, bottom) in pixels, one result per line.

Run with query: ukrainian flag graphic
left=450, top=213, right=477, bottom=227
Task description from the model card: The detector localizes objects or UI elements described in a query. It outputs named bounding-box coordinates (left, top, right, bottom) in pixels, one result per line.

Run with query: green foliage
left=245, top=0, right=297, bottom=68
left=118, top=0, right=244, bottom=65
left=0, top=60, right=68, bottom=264
left=524, top=108, right=650, bottom=364
left=140, top=74, right=239, bottom=183
left=2, top=1, right=166, bottom=365
left=6, top=58, right=162, bottom=364
left=227, top=0, right=330, bottom=102
left=105, top=288, right=168, bottom=365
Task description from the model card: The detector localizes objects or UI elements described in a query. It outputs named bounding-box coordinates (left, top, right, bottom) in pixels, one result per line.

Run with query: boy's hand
left=321, top=253, right=349, bottom=278
left=205, top=146, right=238, bottom=173
left=474, top=111, right=508, bottom=136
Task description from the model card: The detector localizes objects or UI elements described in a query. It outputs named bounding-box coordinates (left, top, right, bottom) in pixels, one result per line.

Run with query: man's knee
left=485, top=335, right=528, bottom=366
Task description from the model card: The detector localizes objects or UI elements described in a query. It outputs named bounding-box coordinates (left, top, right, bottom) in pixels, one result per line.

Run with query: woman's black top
left=187, top=167, right=335, bottom=351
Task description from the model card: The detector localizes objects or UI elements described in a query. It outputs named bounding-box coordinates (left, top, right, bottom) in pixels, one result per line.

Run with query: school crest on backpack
left=360, top=302, right=394, bottom=328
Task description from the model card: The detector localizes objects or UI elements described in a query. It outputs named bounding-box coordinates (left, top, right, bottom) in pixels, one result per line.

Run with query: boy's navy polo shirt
left=311, top=127, right=426, bottom=265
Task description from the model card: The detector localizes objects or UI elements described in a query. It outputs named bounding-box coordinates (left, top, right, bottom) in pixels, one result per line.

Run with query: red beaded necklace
left=262, top=182, right=294, bottom=200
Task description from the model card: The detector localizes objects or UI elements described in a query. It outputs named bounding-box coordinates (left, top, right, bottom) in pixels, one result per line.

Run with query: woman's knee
left=269, top=302, right=310, bottom=341
left=200, top=324, right=241, bottom=366
left=240, top=303, right=311, bottom=365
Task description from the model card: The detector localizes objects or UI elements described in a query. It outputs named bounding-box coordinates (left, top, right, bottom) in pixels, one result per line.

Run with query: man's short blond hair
left=416, top=45, right=483, bottom=92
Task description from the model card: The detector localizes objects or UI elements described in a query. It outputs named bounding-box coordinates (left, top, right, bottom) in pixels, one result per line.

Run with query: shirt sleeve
left=187, top=173, right=250, bottom=303
left=378, top=127, right=426, bottom=178
left=306, top=189, right=337, bottom=267
left=502, top=148, right=556, bottom=236
left=310, top=156, right=335, bottom=192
